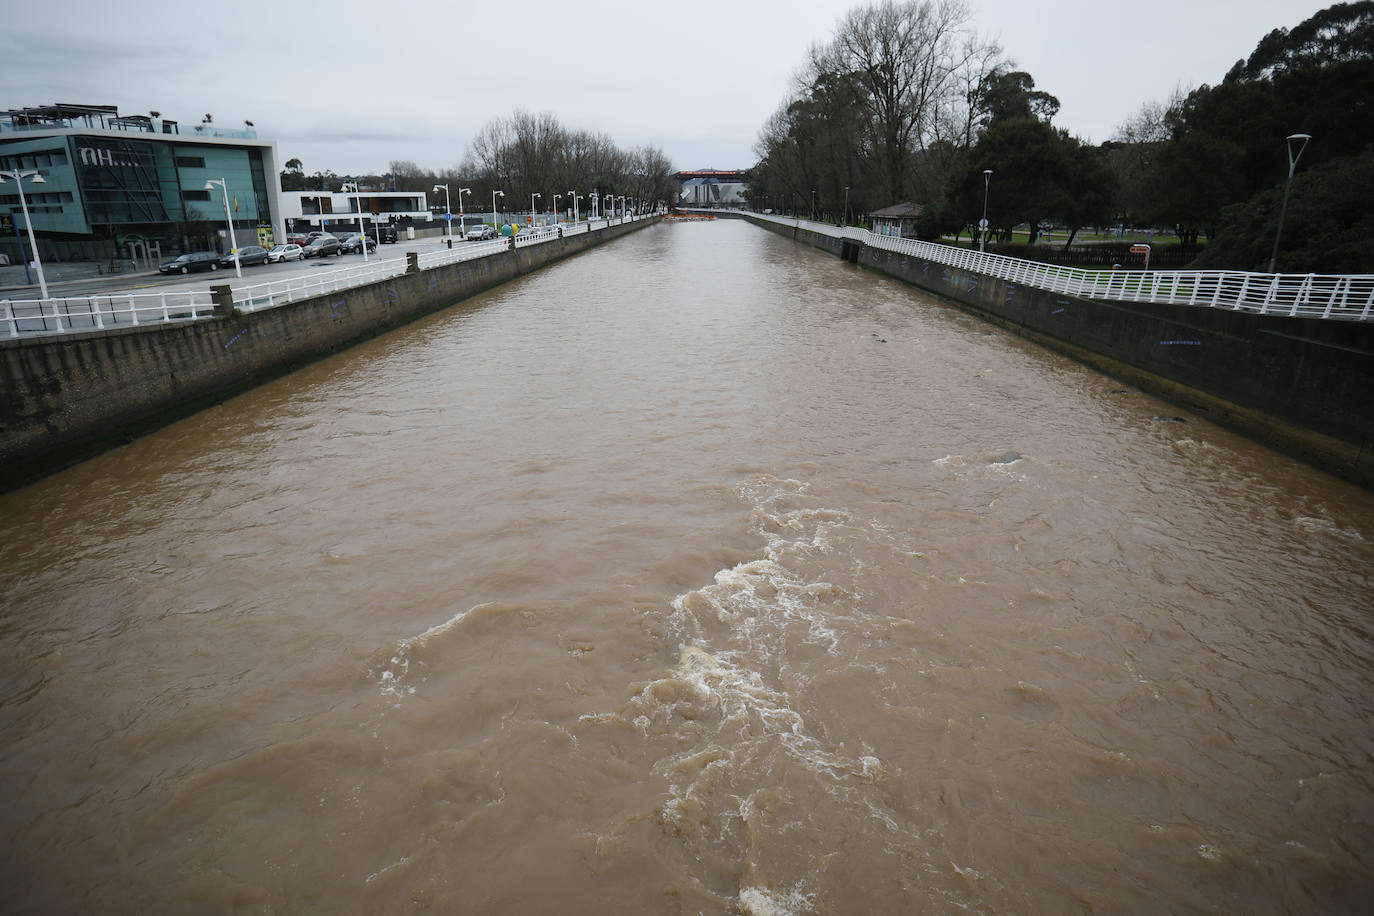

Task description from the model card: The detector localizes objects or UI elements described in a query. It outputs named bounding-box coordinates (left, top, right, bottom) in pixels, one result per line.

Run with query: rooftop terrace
left=1, top=103, right=257, bottom=140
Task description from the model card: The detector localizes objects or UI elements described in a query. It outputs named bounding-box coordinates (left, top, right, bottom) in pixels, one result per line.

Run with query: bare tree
left=387, top=159, right=436, bottom=192
left=816, top=0, right=984, bottom=202
left=1111, top=87, right=1189, bottom=145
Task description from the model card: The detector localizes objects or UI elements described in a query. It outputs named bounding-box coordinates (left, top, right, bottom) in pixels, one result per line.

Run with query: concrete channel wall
left=0, top=218, right=654, bottom=491
left=743, top=213, right=1374, bottom=489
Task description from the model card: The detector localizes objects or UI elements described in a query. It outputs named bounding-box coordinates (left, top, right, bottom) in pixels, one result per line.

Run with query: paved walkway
left=1, top=260, right=161, bottom=296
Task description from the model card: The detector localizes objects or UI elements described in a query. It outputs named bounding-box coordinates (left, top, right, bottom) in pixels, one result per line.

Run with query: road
left=2, top=231, right=473, bottom=301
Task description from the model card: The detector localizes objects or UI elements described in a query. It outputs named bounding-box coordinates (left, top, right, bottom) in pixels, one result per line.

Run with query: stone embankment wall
left=0, top=219, right=653, bottom=491
left=745, top=214, right=1374, bottom=489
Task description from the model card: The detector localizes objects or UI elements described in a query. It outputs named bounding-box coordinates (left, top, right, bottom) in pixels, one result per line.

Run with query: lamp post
left=842, top=186, right=849, bottom=227
left=434, top=183, right=452, bottom=244
left=457, top=187, right=471, bottom=235
left=203, top=178, right=241, bottom=278
left=569, top=189, right=580, bottom=223
left=980, top=169, right=993, bottom=253
left=617, top=196, right=626, bottom=222
left=530, top=192, right=540, bottom=227
left=0, top=168, right=50, bottom=299
left=491, top=190, right=504, bottom=230
left=553, top=194, right=562, bottom=222
left=343, top=182, right=368, bottom=262
left=1268, top=133, right=1312, bottom=273
left=811, top=189, right=816, bottom=221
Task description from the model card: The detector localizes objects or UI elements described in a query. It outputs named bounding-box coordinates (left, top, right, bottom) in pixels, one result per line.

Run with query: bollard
left=210, top=284, right=235, bottom=318
left=446, top=238, right=452, bottom=249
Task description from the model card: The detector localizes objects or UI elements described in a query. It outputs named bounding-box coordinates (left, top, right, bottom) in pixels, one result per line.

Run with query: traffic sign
left=978, top=218, right=989, bottom=230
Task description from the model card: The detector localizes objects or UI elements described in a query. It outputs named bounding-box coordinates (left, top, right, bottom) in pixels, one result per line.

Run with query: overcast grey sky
left=2, top=0, right=1332, bottom=175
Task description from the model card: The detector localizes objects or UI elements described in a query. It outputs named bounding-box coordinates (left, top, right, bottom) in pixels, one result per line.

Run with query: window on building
left=176, top=156, right=206, bottom=168
left=181, top=189, right=211, bottom=201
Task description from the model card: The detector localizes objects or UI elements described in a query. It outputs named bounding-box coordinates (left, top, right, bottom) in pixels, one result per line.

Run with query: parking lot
left=0, top=228, right=488, bottom=302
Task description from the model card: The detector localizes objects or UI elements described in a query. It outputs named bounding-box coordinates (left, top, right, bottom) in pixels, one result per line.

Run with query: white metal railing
left=416, top=237, right=508, bottom=270
left=231, top=257, right=412, bottom=312
left=2, top=289, right=216, bottom=336
left=1, top=213, right=659, bottom=338
left=748, top=212, right=1374, bottom=321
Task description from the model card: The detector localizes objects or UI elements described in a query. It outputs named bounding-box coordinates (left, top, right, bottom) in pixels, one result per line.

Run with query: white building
left=280, top=189, right=431, bottom=234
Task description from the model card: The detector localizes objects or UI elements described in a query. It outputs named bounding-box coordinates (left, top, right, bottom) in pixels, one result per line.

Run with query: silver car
left=266, top=243, right=304, bottom=263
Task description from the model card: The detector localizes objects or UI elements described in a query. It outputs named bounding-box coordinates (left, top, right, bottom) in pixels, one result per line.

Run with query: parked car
left=374, top=225, right=398, bottom=243
left=158, top=251, right=222, bottom=274
left=302, top=236, right=342, bottom=258
left=339, top=234, right=377, bottom=254
left=220, top=245, right=270, bottom=268
left=266, top=243, right=304, bottom=263
left=465, top=225, right=499, bottom=241
left=286, top=232, right=309, bottom=246
left=304, top=231, right=337, bottom=246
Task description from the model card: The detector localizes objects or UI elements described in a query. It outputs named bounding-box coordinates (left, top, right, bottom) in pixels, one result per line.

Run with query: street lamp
left=811, top=189, right=816, bottom=221
left=980, top=169, right=993, bottom=253
left=842, top=186, right=849, bottom=227
left=1268, top=133, right=1312, bottom=273
left=617, top=196, right=626, bottom=222
left=491, top=190, right=504, bottom=230
left=457, top=187, right=471, bottom=235
left=434, top=183, right=452, bottom=245
left=553, top=193, right=562, bottom=222
left=343, top=182, right=367, bottom=262
left=530, top=192, right=541, bottom=228
left=568, top=189, right=580, bottom=223
left=203, top=178, right=241, bottom=278
left=0, top=168, right=50, bottom=299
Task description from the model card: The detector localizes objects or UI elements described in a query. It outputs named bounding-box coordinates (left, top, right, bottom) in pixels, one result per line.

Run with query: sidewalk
left=0, top=260, right=161, bottom=296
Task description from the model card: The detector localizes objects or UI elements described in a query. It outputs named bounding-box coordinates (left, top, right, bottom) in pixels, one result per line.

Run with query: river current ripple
left=2, top=220, right=1372, bottom=914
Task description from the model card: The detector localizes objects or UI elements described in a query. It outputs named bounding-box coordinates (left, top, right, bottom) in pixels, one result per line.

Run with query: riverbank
left=741, top=213, right=1374, bottom=489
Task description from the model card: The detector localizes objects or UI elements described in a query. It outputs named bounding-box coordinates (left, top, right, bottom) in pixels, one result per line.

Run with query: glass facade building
left=1, top=106, right=283, bottom=267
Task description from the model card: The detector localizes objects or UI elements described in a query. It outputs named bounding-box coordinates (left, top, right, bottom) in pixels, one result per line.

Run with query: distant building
left=674, top=169, right=748, bottom=208
left=871, top=202, right=923, bottom=239
left=0, top=103, right=285, bottom=268
left=281, top=190, right=431, bottom=235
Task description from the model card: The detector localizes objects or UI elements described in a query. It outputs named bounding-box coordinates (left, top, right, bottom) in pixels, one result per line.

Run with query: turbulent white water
left=2, top=219, right=1372, bottom=914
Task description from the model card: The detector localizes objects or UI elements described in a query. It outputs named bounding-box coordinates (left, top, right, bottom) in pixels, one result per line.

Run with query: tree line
left=280, top=110, right=677, bottom=221
left=747, top=0, right=1373, bottom=272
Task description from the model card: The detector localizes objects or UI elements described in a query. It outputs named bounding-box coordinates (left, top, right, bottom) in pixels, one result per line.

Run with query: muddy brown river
left=2, top=219, right=1372, bottom=914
